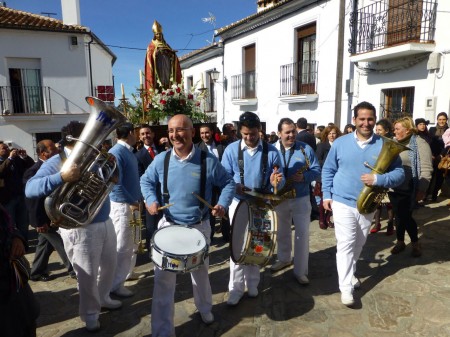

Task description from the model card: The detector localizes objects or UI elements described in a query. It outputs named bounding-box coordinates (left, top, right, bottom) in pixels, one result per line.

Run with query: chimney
left=257, top=0, right=278, bottom=13
left=61, top=0, right=81, bottom=25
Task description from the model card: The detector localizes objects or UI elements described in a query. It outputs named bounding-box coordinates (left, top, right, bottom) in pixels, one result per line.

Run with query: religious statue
left=144, top=20, right=182, bottom=96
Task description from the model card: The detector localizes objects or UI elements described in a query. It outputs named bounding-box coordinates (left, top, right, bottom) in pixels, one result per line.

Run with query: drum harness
left=162, top=150, right=207, bottom=226
left=238, top=140, right=269, bottom=192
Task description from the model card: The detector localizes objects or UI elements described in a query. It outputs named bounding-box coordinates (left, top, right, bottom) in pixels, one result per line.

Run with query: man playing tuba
left=25, top=121, right=121, bottom=332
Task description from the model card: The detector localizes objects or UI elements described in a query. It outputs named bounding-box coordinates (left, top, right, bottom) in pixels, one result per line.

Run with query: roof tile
left=0, top=6, right=88, bottom=33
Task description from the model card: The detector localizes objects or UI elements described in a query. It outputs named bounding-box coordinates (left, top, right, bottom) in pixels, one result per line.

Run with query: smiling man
left=221, top=111, right=284, bottom=306
left=271, top=118, right=320, bottom=285
left=321, top=101, right=405, bottom=307
left=140, top=114, right=235, bottom=336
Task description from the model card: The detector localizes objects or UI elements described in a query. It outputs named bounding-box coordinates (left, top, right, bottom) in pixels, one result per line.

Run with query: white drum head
left=153, top=225, right=206, bottom=255
left=231, top=201, right=250, bottom=261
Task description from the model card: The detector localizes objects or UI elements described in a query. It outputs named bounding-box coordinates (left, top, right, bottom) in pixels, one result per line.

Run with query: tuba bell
left=356, top=136, right=409, bottom=214
left=45, top=97, right=127, bottom=228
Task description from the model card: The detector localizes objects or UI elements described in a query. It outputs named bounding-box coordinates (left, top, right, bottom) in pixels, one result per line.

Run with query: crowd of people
left=0, top=104, right=449, bottom=336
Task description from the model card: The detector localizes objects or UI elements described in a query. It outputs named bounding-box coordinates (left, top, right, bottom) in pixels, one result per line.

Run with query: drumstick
left=157, top=203, right=174, bottom=211
left=192, top=192, right=228, bottom=221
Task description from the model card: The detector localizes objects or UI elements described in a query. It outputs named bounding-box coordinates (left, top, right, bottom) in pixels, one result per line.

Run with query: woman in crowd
left=315, top=125, right=342, bottom=229
left=428, top=112, right=449, bottom=202
left=389, top=117, right=433, bottom=257
left=0, top=204, right=39, bottom=337
left=415, top=118, right=432, bottom=145
left=370, top=119, right=395, bottom=235
left=343, top=124, right=355, bottom=135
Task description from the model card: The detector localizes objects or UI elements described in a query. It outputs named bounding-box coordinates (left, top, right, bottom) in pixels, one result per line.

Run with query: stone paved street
left=28, top=197, right=450, bottom=337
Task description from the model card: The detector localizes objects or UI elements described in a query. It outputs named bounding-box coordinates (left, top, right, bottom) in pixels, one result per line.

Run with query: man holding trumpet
left=140, top=114, right=235, bottom=336
left=108, top=122, right=141, bottom=298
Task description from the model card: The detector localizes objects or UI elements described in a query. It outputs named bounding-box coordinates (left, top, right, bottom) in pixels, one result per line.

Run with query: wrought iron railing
left=280, top=60, right=318, bottom=96
left=0, top=86, right=52, bottom=115
left=349, top=0, right=437, bottom=55
left=231, top=71, right=257, bottom=100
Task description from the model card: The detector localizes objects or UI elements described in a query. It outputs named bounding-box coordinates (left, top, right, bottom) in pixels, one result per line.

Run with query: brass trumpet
left=129, top=204, right=145, bottom=255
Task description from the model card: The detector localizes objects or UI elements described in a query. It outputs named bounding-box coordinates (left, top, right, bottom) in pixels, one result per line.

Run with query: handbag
left=11, top=255, right=31, bottom=289
left=438, top=149, right=450, bottom=176
left=313, top=181, right=322, bottom=197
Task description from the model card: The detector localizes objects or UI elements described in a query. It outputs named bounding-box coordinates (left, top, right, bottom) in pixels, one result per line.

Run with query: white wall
left=222, top=0, right=351, bottom=132
left=182, top=56, right=224, bottom=124
left=0, top=29, right=114, bottom=156
left=350, top=0, right=450, bottom=126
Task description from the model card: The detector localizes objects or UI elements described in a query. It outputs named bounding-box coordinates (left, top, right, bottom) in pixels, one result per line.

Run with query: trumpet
left=129, top=204, right=145, bottom=255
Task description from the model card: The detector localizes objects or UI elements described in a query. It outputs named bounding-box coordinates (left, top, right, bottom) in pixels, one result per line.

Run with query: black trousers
left=30, top=230, right=72, bottom=277
left=388, top=190, right=419, bottom=243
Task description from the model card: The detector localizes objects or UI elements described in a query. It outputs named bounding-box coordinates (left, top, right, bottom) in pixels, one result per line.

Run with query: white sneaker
left=112, top=285, right=134, bottom=298
left=101, top=298, right=122, bottom=310
left=296, top=275, right=309, bottom=285
left=200, top=311, right=214, bottom=325
left=85, top=319, right=100, bottom=332
left=270, top=260, right=292, bottom=272
left=247, top=287, right=258, bottom=298
left=227, top=291, right=243, bottom=306
left=351, top=275, right=361, bottom=289
left=341, top=291, right=355, bottom=307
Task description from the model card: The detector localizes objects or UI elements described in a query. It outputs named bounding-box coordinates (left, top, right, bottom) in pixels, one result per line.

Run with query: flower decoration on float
left=146, top=83, right=208, bottom=124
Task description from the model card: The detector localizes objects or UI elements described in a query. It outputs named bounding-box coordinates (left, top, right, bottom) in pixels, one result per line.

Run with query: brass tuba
left=45, top=97, right=126, bottom=228
left=356, top=136, right=409, bottom=214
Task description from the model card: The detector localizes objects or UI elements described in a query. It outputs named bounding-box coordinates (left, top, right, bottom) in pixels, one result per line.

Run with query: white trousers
left=151, top=218, right=212, bottom=337
left=59, top=219, right=117, bottom=323
left=228, top=199, right=260, bottom=295
left=110, top=201, right=134, bottom=291
left=332, top=201, right=374, bottom=293
left=274, top=195, right=311, bottom=277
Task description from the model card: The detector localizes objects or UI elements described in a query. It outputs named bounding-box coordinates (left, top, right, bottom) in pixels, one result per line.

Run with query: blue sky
left=6, top=0, right=257, bottom=102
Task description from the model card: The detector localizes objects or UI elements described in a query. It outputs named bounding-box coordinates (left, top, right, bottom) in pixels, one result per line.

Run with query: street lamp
left=210, top=68, right=227, bottom=91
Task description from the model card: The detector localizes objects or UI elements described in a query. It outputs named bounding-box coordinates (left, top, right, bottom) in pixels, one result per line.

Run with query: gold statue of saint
left=144, top=20, right=182, bottom=95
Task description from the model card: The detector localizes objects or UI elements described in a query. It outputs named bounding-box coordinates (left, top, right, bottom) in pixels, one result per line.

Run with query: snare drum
left=151, top=225, right=208, bottom=273
left=230, top=199, right=277, bottom=266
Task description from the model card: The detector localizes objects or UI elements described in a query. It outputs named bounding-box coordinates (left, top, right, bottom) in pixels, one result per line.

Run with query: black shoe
left=31, top=273, right=53, bottom=282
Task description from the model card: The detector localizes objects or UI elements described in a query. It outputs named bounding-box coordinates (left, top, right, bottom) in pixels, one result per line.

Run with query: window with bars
left=380, top=87, right=415, bottom=121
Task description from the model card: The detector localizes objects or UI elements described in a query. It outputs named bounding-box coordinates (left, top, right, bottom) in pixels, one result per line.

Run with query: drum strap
left=238, top=141, right=268, bottom=190
left=163, top=149, right=206, bottom=209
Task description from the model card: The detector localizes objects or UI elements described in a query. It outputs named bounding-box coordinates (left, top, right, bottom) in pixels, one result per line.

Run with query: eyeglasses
left=167, top=127, right=191, bottom=135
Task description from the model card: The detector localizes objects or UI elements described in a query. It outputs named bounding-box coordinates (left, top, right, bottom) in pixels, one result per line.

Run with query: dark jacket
left=0, top=155, right=34, bottom=204
left=315, top=141, right=331, bottom=167
left=429, top=125, right=449, bottom=157
left=296, top=130, right=317, bottom=151
left=196, top=141, right=225, bottom=161
left=23, top=160, right=49, bottom=228
left=135, top=145, right=165, bottom=177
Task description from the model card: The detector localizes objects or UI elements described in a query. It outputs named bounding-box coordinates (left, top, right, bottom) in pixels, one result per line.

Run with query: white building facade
left=349, top=0, right=449, bottom=125
left=181, top=0, right=354, bottom=133
left=0, top=3, right=116, bottom=157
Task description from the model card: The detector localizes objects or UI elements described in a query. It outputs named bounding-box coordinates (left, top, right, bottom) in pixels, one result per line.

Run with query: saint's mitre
left=152, top=20, right=163, bottom=34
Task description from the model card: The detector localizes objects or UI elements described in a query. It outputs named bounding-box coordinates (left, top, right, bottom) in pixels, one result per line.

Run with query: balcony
left=349, top=0, right=437, bottom=63
left=279, top=60, right=318, bottom=103
left=0, top=86, right=52, bottom=116
left=231, top=71, right=257, bottom=105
